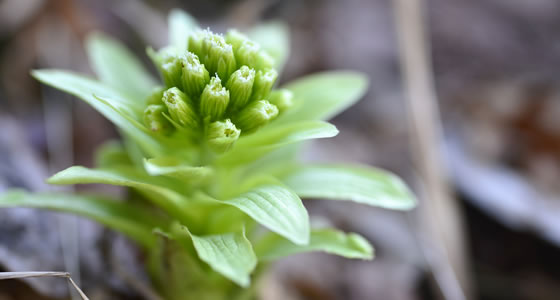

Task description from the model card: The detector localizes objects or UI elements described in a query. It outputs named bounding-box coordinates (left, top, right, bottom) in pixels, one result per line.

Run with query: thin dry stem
left=392, top=0, right=473, bottom=299
left=0, top=272, right=89, bottom=300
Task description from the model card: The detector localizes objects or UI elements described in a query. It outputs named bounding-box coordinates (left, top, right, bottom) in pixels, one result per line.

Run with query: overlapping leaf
left=168, top=9, right=199, bottom=52
left=274, top=164, right=416, bottom=210
left=143, top=157, right=213, bottom=182
left=217, top=121, right=338, bottom=165
left=247, top=22, right=290, bottom=70
left=32, top=70, right=163, bottom=156
left=48, top=166, right=189, bottom=216
left=222, top=184, right=310, bottom=245
left=255, top=228, right=373, bottom=261
left=86, top=32, right=156, bottom=100
left=0, top=190, right=162, bottom=248
left=275, top=71, right=369, bottom=124
left=95, top=141, right=133, bottom=167
left=172, top=225, right=257, bottom=287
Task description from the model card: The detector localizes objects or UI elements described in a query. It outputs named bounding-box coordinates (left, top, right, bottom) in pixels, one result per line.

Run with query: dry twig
left=392, top=0, right=473, bottom=299
left=0, top=271, right=89, bottom=300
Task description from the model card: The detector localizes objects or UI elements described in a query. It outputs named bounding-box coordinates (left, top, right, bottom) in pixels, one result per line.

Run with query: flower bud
left=225, top=29, right=248, bottom=52
left=200, top=76, right=230, bottom=122
left=147, top=47, right=183, bottom=88
left=256, top=51, right=275, bottom=70
left=227, top=30, right=275, bottom=71
left=201, top=31, right=236, bottom=81
left=144, top=104, right=172, bottom=134
left=234, top=100, right=278, bottom=133
left=251, top=69, right=278, bottom=102
left=268, top=89, right=293, bottom=112
left=226, top=66, right=255, bottom=112
left=235, top=40, right=260, bottom=70
left=147, top=46, right=175, bottom=68
left=162, top=87, right=199, bottom=129
left=161, top=56, right=183, bottom=88
left=188, top=29, right=205, bottom=58
left=206, top=119, right=240, bottom=153
left=181, top=52, right=209, bottom=98
left=145, top=87, right=166, bottom=105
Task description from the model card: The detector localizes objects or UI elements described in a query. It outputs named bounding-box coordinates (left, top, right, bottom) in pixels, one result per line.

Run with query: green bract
left=0, top=9, right=416, bottom=300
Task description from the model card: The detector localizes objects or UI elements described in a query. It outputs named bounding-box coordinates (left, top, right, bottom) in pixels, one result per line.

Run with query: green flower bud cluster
left=144, top=28, right=293, bottom=153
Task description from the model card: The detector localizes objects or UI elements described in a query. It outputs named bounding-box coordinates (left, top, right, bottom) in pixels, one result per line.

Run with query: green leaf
left=223, top=184, right=310, bottom=245
left=86, top=32, right=156, bottom=100
left=168, top=9, right=198, bottom=52
left=217, top=121, right=338, bottom=165
left=275, top=71, right=369, bottom=124
left=255, top=228, right=374, bottom=261
left=143, top=157, right=213, bottom=182
left=173, top=225, right=257, bottom=287
left=32, top=70, right=163, bottom=157
left=33, top=69, right=140, bottom=113
left=47, top=166, right=190, bottom=217
left=0, top=190, right=162, bottom=249
left=275, top=164, right=416, bottom=210
left=247, top=22, right=290, bottom=70
left=95, top=141, right=133, bottom=167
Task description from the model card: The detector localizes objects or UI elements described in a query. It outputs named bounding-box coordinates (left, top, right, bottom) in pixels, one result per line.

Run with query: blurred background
left=1, top=0, right=560, bottom=299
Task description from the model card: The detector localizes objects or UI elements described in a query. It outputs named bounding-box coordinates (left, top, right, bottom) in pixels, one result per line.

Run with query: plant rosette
left=0, top=9, right=416, bottom=300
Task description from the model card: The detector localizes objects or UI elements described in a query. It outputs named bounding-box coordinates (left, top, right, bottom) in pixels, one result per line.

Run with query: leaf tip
left=30, top=69, right=49, bottom=81
left=326, top=122, right=339, bottom=137
left=348, top=233, right=375, bottom=260
left=46, top=173, right=63, bottom=185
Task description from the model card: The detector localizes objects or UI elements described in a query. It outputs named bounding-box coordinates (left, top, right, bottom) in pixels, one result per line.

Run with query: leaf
left=33, top=69, right=140, bottom=113
left=92, top=98, right=193, bottom=162
left=247, top=22, right=290, bottom=70
left=0, top=190, right=161, bottom=249
left=217, top=121, right=338, bottom=165
left=94, top=141, right=133, bottom=167
left=143, top=157, right=213, bottom=182
left=275, top=71, right=369, bottom=124
left=223, top=184, right=310, bottom=245
left=173, top=225, right=257, bottom=287
left=275, top=164, right=416, bottom=210
left=32, top=70, right=163, bottom=157
left=255, top=228, right=374, bottom=261
left=168, top=9, right=198, bottom=52
left=86, top=32, right=156, bottom=100
left=47, top=166, right=190, bottom=217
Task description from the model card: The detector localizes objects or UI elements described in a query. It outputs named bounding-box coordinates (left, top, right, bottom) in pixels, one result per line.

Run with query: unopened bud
left=147, top=46, right=175, bottom=68
left=269, top=89, right=293, bottom=112
left=206, top=119, right=240, bottom=153
left=161, top=56, right=183, bottom=88
left=225, top=29, right=248, bottom=52
left=256, top=51, right=275, bottom=70
left=234, top=100, right=278, bottom=133
left=188, top=29, right=205, bottom=58
left=201, top=31, right=237, bottom=81
left=147, top=47, right=183, bottom=88
left=146, top=87, right=165, bottom=105
left=200, top=76, right=230, bottom=122
left=181, top=52, right=209, bottom=98
left=144, top=104, right=172, bottom=134
left=235, top=40, right=260, bottom=70
left=162, top=87, right=199, bottom=129
left=226, top=66, right=255, bottom=112
left=251, top=69, right=278, bottom=102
